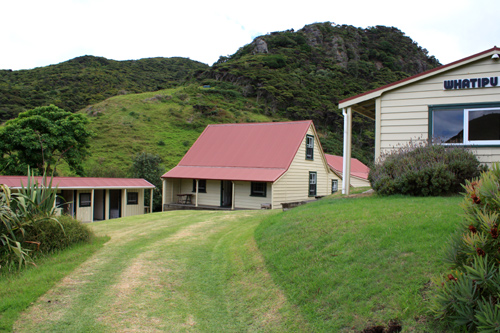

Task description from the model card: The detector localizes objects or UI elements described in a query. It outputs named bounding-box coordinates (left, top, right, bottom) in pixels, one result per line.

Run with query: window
left=431, top=104, right=500, bottom=145
left=192, top=179, right=207, bottom=193
left=251, top=182, right=267, bottom=197
left=306, top=134, right=314, bottom=160
left=79, top=193, right=91, bottom=207
left=127, top=192, right=138, bottom=205
left=309, top=172, right=317, bottom=196
left=332, top=179, right=338, bottom=193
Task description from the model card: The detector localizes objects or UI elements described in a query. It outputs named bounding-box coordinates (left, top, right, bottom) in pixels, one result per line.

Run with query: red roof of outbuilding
left=325, top=154, right=370, bottom=180
left=162, top=121, right=313, bottom=182
left=0, top=176, right=155, bottom=189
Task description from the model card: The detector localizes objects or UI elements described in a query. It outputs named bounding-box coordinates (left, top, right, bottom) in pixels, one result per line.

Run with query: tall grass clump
left=369, top=140, right=484, bottom=196
left=430, top=164, right=500, bottom=331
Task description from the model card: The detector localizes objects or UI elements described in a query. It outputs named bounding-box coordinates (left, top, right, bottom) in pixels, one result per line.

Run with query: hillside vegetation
left=0, top=56, right=208, bottom=121
left=76, top=83, right=282, bottom=177
left=202, top=23, right=441, bottom=163
left=1, top=22, right=441, bottom=173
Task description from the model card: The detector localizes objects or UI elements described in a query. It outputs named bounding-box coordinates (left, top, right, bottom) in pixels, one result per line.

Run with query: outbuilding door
left=220, top=180, right=232, bottom=208
left=109, top=190, right=121, bottom=219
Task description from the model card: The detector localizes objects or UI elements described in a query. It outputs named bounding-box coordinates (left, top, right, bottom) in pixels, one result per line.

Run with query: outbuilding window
left=331, top=179, right=338, bottom=193
left=431, top=103, right=500, bottom=145
left=309, top=172, right=317, bottom=196
left=192, top=179, right=207, bottom=193
left=250, top=182, right=267, bottom=197
left=306, top=135, right=314, bottom=160
left=79, top=193, right=91, bottom=207
left=127, top=192, right=138, bottom=205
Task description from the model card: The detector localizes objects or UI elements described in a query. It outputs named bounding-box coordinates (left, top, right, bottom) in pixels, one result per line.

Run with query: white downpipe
left=342, top=108, right=348, bottom=194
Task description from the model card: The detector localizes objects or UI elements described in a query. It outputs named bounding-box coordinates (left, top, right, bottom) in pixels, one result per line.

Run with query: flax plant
left=0, top=169, right=61, bottom=270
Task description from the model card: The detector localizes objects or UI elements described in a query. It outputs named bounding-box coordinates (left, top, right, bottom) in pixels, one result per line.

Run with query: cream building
left=339, top=47, right=500, bottom=194
left=162, top=120, right=340, bottom=210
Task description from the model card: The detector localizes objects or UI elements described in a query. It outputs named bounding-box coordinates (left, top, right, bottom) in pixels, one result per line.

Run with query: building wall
left=377, top=57, right=500, bottom=164
left=273, top=125, right=336, bottom=208
left=123, top=189, right=146, bottom=217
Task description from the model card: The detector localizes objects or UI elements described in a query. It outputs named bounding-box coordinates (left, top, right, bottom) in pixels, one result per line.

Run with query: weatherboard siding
left=273, top=126, right=332, bottom=207
left=378, top=56, right=500, bottom=164
left=124, top=190, right=145, bottom=217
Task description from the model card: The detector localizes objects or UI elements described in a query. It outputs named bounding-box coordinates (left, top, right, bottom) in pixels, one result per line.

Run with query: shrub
left=369, top=141, right=484, bottom=196
left=429, top=164, right=500, bottom=330
left=22, top=215, right=95, bottom=255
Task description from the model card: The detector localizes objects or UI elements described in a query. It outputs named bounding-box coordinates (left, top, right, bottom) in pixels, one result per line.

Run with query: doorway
left=109, top=190, right=121, bottom=219
left=220, top=180, right=232, bottom=208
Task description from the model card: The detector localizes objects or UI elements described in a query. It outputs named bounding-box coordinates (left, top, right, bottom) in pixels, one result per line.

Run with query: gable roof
left=162, top=120, right=313, bottom=182
left=339, top=46, right=500, bottom=118
left=0, top=176, right=155, bottom=189
left=325, top=154, right=370, bottom=180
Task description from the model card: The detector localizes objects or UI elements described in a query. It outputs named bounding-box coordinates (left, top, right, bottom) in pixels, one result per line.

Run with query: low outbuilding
left=0, top=176, right=155, bottom=222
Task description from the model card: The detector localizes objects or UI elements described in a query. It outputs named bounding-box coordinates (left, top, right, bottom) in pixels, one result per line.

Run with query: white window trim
left=464, top=107, right=500, bottom=145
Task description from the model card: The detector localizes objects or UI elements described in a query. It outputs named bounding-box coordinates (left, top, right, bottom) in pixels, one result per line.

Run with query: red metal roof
left=339, top=46, right=500, bottom=105
left=162, top=120, right=313, bottom=182
left=325, top=154, right=370, bottom=180
left=0, top=176, right=155, bottom=189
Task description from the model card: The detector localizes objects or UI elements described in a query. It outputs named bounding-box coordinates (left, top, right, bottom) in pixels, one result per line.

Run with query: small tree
left=0, top=105, right=93, bottom=176
left=130, top=152, right=164, bottom=212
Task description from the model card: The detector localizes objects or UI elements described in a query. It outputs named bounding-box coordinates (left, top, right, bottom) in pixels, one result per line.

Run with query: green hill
left=2, top=22, right=441, bottom=174
left=74, top=83, right=283, bottom=177
left=0, top=56, right=209, bottom=121
left=200, top=23, right=441, bottom=164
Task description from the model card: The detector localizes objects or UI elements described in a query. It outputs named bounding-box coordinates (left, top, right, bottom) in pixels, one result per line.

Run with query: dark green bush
left=22, top=215, right=95, bottom=255
left=429, top=164, right=500, bottom=331
left=369, top=142, right=484, bottom=196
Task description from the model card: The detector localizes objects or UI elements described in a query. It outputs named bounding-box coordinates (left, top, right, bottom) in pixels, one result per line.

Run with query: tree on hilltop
left=0, top=105, right=93, bottom=176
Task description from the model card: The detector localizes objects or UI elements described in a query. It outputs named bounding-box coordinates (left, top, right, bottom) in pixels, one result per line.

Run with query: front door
left=220, top=180, right=232, bottom=207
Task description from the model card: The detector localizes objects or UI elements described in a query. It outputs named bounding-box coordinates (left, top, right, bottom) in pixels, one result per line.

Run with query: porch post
left=150, top=188, right=153, bottom=213
left=231, top=181, right=235, bottom=210
left=195, top=179, right=199, bottom=207
left=91, top=189, right=95, bottom=222
left=342, top=107, right=352, bottom=195
left=162, top=178, right=166, bottom=211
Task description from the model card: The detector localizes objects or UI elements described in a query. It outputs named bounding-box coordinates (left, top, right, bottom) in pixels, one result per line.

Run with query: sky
left=1, top=0, right=499, bottom=71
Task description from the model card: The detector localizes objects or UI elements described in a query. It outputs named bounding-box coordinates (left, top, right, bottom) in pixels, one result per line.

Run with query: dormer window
left=306, top=134, right=314, bottom=160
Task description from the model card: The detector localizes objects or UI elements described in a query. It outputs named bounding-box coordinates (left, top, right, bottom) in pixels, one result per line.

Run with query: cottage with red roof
left=339, top=47, right=500, bottom=194
left=0, top=176, right=155, bottom=222
left=161, top=120, right=340, bottom=210
left=325, top=154, right=370, bottom=188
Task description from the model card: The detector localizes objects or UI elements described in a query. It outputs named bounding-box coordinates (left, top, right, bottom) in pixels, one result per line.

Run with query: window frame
left=127, top=192, right=139, bottom=205
left=331, top=179, right=338, bottom=194
left=79, top=193, right=91, bottom=207
left=192, top=179, right=207, bottom=193
left=309, top=172, right=317, bottom=197
left=250, top=182, right=267, bottom=197
left=429, top=102, right=500, bottom=146
left=305, top=134, right=314, bottom=160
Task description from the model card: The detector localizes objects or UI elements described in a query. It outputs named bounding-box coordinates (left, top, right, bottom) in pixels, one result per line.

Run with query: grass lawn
left=1, top=194, right=462, bottom=332
left=255, top=194, right=462, bottom=331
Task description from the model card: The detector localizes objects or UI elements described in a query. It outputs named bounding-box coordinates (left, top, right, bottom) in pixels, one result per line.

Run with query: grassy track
left=13, top=210, right=307, bottom=332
